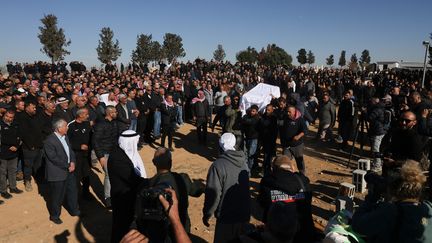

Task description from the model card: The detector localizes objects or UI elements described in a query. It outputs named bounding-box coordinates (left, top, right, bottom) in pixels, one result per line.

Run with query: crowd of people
left=1, top=59, right=432, bottom=242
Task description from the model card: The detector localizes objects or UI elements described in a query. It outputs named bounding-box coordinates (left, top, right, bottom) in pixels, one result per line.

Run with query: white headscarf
left=118, top=130, right=147, bottom=178
left=219, top=133, right=236, bottom=152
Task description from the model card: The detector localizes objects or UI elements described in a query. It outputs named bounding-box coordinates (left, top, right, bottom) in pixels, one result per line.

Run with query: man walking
left=44, top=119, right=80, bottom=224
left=203, top=133, right=251, bottom=243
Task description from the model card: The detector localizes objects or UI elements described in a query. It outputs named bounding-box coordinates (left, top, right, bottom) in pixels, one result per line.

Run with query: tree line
left=38, top=14, right=429, bottom=68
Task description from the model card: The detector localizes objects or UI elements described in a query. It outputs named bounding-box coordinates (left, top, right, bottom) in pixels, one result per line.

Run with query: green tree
left=162, top=33, right=186, bottom=63
left=131, top=34, right=153, bottom=65
left=306, top=50, right=315, bottom=65
left=38, top=14, right=71, bottom=63
left=150, top=41, right=163, bottom=62
left=213, top=44, right=226, bottom=62
left=297, top=48, right=307, bottom=65
left=349, top=53, right=359, bottom=71
left=259, top=44, right=293, bottom=67
left=236, top=46, right=259, bottom=63
left=338, top=50, right=346, bottom=67
left=96, top=27, right=122, bottom=64
left=360, top=49, right=371, bottom=70
left=326, top=54, right=334, bottom=66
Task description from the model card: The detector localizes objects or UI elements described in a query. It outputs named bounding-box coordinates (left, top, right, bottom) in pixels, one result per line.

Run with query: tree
left=236, top=46, right=259, bottom=63
left=360, top=49, right=371, bottom=70
left=38, top=14, right=71, bottom=63
left=96, top=27, right=122, bottom=64
left=297, top=48, right=307, bottom=65
left=131, top=34, right=153, bottom=65
left=349, top=53, right=359, bottom=71
left=213, top=44, right=226, bottom=62
left=306, top=50, right=315, bottom=65
left=338, top=50, right=346, bottom=67
left=259, top=44, right=293, bottom=67
left=162, top=33, right=186, bottom=63
left=326, top=54, right=334, bottom=66
left=150, top=41, right=163, bottom=62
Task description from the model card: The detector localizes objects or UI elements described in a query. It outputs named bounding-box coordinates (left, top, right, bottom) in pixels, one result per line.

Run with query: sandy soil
left=0, top=122, right=368, bottom=243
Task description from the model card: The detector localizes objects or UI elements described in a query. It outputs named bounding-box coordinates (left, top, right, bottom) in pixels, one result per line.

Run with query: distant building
left=377, top=61, right=432, bottom=71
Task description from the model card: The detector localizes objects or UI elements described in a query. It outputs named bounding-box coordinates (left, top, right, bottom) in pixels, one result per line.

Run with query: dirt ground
left=0, top=122, right=369, bottom=243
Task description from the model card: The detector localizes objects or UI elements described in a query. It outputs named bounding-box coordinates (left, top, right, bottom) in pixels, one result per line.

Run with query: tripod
left=348, top=111, right=369, bottom=166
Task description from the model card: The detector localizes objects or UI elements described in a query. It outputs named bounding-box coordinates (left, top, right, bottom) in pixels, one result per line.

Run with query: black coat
left=92, top=118, right=119, bottom=159
left=160, top=104, right=177, bottom=128
left=0, top=121, right=20, bottom=159
left=108, top=146, right=147, bottom=243
left=258, top=168, right=315, bottom=242
left=19, top=112, right=44, bottom=150
left=368, top=103, right=386, bottom=136
left=116, top=103, right=131, bottom=133
left=241, top=114, right=260, bottom=139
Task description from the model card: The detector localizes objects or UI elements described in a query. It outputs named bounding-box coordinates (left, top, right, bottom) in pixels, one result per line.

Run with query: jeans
left=129, top=119, right=137, bottom=131
left=0, top=157, right=18, bottom=192
left=103, top=154, right=111, bottom=199
left=370, top=134, right=385, bottom=169
left=176, top=106, right=184, bottom=125
left=245, top=139, right=258, bottom=170
left=153, top=111, right=161, bottom=137
left=22, top=149, right=41, bottom=182
left=283, top=143, right=305, bottom=173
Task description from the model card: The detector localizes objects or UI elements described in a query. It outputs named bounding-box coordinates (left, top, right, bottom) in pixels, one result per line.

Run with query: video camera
left=134, top=183, right=173, bottom=242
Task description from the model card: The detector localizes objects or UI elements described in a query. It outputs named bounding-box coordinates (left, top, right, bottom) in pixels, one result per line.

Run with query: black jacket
left=0, top=121, right=20, bottom=159
left=242, top=114, right=260, bottom=139
left=259, top=113, right=278, bottom=150
left=116, top=103, right=131, bottom=133
left=150, top=93, right=163, bottom=111
left=19, top=112, right=44, bottom=150
left=192, top=100, right=209, bottom=124
left=160, top=104, right=177, bottom=127
left=258, top=168, right=314, bottom=243
left=338, top=98, right=355, bottom=123
left=53, top=107, right=73, bottom=123
left=67, top=120, right=91, bottom=151
left=92, top=118, right=119, bottom=159
left=279, top=115, right=307, bottom=147
left=368, top=102, right=386, bottom=136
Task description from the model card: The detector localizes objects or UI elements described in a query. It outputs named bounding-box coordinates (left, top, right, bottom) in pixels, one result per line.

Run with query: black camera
left=135, top=184, right=173, bottom=222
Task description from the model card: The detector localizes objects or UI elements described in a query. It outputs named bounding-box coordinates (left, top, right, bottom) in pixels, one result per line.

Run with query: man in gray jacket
left=203, top=133, right=251, bottom=243
left=318, top=93, right=336, bottom=141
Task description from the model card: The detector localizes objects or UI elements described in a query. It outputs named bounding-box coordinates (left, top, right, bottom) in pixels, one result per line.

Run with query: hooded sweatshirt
left=203, top=150, right=251, bottom=224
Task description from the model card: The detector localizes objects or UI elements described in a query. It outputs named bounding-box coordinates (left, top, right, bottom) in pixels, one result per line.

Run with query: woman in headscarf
left=108, top=130, right=148, bottom=243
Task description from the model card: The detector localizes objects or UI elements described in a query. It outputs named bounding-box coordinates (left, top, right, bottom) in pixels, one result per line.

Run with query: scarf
left=118, top=130, right=147, bottom=178
left=191, top=90, right=206, bottom=104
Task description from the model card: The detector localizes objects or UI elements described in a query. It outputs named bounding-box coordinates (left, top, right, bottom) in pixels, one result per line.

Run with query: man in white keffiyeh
left=118, top=130, right=147, bottom=178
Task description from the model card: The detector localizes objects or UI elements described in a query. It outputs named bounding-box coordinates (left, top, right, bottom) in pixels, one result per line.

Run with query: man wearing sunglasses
left=387, top=111, right=428, bottom=166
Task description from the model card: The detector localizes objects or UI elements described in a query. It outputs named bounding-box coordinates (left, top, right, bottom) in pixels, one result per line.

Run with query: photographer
left=351, top=160, right=432, bottom=243
left=120, top=189, right=191, bottom=243
left=149, top=147, right=205, bottom=233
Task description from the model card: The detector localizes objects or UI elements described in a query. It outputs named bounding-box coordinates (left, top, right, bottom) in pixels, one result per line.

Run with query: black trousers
left=161, top=125, right=174, bottom=149
left=48, top=173, right=79, bottom=219
left=74, top=151, right=90, bottom=191
left=196, top=119, right=208, bottom=142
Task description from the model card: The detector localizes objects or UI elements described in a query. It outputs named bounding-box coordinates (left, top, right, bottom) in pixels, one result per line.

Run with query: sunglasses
left=400, top=118, right=415, bottom=123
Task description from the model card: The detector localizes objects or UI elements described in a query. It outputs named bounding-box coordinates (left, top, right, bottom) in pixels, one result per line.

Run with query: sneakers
left=10, top=188, right=23, bottom=194
left=24, top=181, right=33, bottom=192
left=16, top=172, right=23, bottom=181
left=1, top=192, right=12, bottom=199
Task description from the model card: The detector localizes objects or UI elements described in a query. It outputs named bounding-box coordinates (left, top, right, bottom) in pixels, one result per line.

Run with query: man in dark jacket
left=149, top=147, right=204, bottom=233
left=337, top=91, right=355, bottom=150
left=242, top=105, right=260, bottom=171
left=116, top=94, right=131, bottom=133
left=258, top=155, right=315, bottom=243
left=67, top=108, right=92, bottom=199
left=160, top=94, right=177, bottom=151
left=280, top=106, right=307, bottom=174
left=19, top=102, right=43, bottom=192
left=53, top=97, right=73, bottom=123
left=92, top=105, right=119, bottom=208
left=367, top=98, right=388, bottom=172
left=0, top=110, right=23, bottom=200
left=203, top=133, right=251, bottom=243
left=192, top=90, right=210, bottom=143
left=259, top=104, right=278, bottom=176
left=318, top=93, right=336, bottom=142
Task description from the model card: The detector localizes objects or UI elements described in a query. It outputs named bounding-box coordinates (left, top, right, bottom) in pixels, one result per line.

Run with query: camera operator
left=120, top=189, right=192, bottom=243
left=367, top=97, right=388, bottom=173
left=351, top=160, right=432, bottom=243
left=149, top=147, right=205, bottom=233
